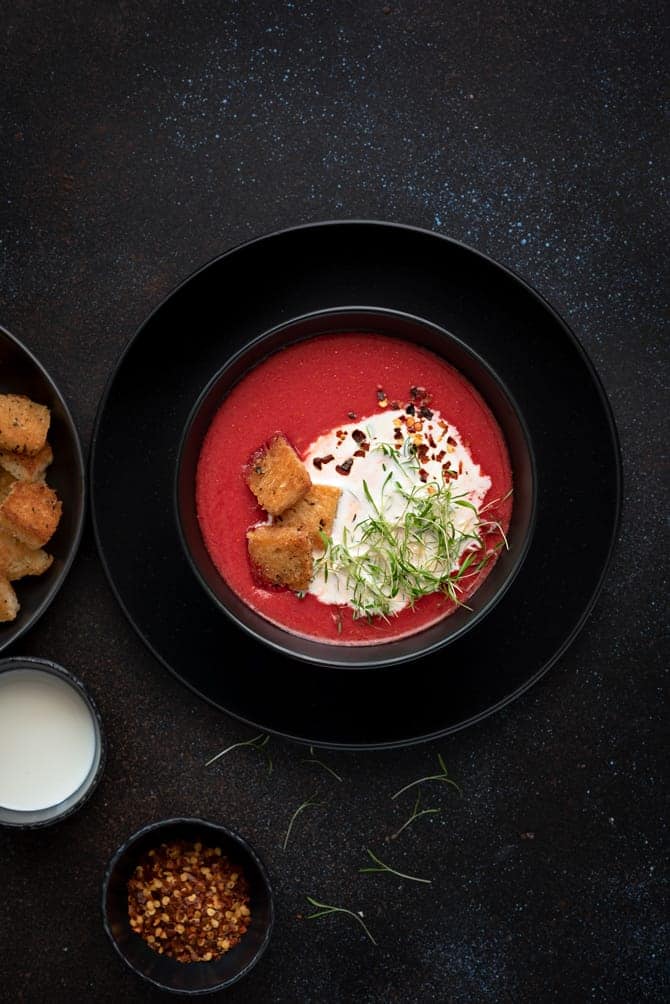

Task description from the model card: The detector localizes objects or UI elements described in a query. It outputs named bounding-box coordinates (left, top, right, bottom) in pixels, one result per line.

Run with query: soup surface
left=196, top=332, right=513, bottom=644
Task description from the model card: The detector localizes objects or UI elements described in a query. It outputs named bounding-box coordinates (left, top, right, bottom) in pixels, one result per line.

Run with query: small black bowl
left=0, top=325, right=85, bottom=652
left=102, top=817, right=274, bottom=996
left=176, top=307, right=537, bottom=670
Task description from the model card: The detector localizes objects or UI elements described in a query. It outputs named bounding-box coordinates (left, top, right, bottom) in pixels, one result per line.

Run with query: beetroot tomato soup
left=195, top=333, right=513, bottom=645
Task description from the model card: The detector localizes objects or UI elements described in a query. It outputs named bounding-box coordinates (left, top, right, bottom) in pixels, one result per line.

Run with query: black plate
left=0, top=325, right=85, bottom=652
left=90, top=221, right=621, bottom=750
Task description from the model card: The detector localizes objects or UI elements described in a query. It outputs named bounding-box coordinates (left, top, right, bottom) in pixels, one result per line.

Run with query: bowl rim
left=101, top=815, right=275, bottom=996
left=0, top=656, right=106, bottom=828
left=175, top=304, right=538, bottom=670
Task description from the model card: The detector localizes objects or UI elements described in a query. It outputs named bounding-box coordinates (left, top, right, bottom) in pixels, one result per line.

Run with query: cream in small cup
left=0, top=657, right=105, bottom=827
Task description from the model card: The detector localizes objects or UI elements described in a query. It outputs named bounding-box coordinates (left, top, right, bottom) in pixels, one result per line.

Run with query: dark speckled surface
left=1, top=2, right=667, bottom=1001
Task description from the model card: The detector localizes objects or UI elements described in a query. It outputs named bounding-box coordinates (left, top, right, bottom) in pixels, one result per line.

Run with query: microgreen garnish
left=359, top=848, right=431, bottom=885
left=305, top=896, right=377, bottom=946
left=302, top=746, right=343, bottom=782
left=314, top=440, right=505, bottom=620
left=391, top=754, right=462, bottom=800
left=282, top=793, right=323, bottom=850
left=205, top=732, right=273, bottom=774
left=390, top=792, right=441, bottom=840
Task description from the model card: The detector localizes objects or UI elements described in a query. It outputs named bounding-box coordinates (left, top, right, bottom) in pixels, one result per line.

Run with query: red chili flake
left=435, top=450, right=445, bottom=462
left=420, top=406, right=433, bottom=419
left=447, top=436, right=457, bottom=447
left=419, top=468, right=428, bottom=483
left=428, top=434, right=436, bottom=448
left=321, top=454, right=334, bottom=465
left=336, top=458, right=354, bottom=475
left=312, top=458, right=323, bottom=470
left=353, top=450, right=365, bottom=458
left=410, top=385, right=427, bottom=400
left=405, top=403, right=415, bottom=415
left=458, top=461, right=463, bottom=474
left=352, top=429, right=366, bottom=444
left=376, top=388, right=387, bottom=402
left=360, top=442, right=370, bottom=452
left=393, top=429, right=403, bottom=440
left=390, top=400, right=400, bottom=410
left=347, top=411, right=357, bottom=419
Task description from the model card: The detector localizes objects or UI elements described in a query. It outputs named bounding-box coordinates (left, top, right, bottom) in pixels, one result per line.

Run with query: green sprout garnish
left=205, top=732, right=272, bottom=774
left=282, top=793, right=323, bottom=851
left=313, top=441, right=505, bottom=621
left=390, top=792, right=441, bottom=840
left=391, top=754, right=462, bottom=801
left=305, top=896, right=377, bottom=946
left=302, top=746, right=343, bottom=782
left=359, top=848, right=431, bottom=885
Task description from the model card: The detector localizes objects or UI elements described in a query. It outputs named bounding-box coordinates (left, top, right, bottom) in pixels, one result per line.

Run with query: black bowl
left=0, top=325, right=85, bottom=650
left=102, top=817, right=274, bottom=996
left=176, top=307, right=536, bottom=670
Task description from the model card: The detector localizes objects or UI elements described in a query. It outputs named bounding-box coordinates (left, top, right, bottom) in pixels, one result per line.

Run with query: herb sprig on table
left=305, top=897, right=378, bottom=946
left=205, top=732, right=272, bottom=774
left=206, top=733, right=462, bottom=948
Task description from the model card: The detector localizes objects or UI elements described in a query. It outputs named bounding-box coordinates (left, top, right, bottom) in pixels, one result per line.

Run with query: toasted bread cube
left=246, top=524, right=313, bottom=591
left=245, top=434, right=311, bottom=516
left=0, top=481, right=62, bottom=549
left=275, top=485, right=341, bottom=549
left=0, top=394, right=50, bottom=455
left=0, top=529, right=53, bottom=580
left=0, top=442, right=53, bottom=482
left=0, top=576, right=19, bottom=622
left=0, top=470, right=15, bottom=503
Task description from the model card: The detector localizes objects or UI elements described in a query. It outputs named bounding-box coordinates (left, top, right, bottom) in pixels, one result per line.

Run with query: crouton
left=274, top=484, right=341, bottom=548
left=0, top=470, right=15, bottom=503
left=246, top=524, right=313, bottom=591
left=0, top=394, right=50, bottom=455
left=0, top=576, right=19, bottom=622
left=0, top=480, right=62, bottom=549
left=0, top=441, right=53, bottom=482
left=0, top=529, right=53, bottom=580
left=245, top=434, right=311, bottom=516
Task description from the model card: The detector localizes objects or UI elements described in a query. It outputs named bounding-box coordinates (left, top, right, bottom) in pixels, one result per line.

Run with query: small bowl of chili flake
left=102, top=817, right=274, bottom=995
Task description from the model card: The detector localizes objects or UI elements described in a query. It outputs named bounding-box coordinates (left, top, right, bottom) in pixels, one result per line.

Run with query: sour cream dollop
left=304, top=408, right=491, bottom=613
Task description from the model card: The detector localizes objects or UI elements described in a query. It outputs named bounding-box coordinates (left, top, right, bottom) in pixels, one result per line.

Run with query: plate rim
left=89, top=219, right=623, bottom=750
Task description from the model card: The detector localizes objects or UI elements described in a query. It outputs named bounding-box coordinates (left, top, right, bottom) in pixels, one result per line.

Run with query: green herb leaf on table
left=305, top=896, right=377, bottom=946
left=359, top=848, right=432, bottom=885
left=390, top=792, right=441, bottom=840
left=205, top=732, right=273, bottom=774
left=301, top=746, right=343, bottom=782
left=391, top=753, right=462, bottom=801
left=282, top=793, right=324, bottom=851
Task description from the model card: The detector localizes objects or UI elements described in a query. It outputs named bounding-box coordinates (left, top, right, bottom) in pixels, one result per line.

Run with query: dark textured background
left=1, top=2, right=667, bottom=1001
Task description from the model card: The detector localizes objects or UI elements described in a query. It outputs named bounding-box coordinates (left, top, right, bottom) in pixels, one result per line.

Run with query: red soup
left=196, top=333, right=513, bottom=645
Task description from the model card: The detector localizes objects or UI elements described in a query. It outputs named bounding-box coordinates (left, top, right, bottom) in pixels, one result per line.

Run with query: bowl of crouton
left=0, top=325, right=85, bottom=648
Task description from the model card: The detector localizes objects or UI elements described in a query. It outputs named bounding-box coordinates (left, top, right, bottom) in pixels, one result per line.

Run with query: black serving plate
left=90, top=221, right=621, bottom=750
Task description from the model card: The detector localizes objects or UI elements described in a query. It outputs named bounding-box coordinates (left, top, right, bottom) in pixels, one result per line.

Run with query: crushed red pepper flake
left=127, top=840, right=251, bottom=963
